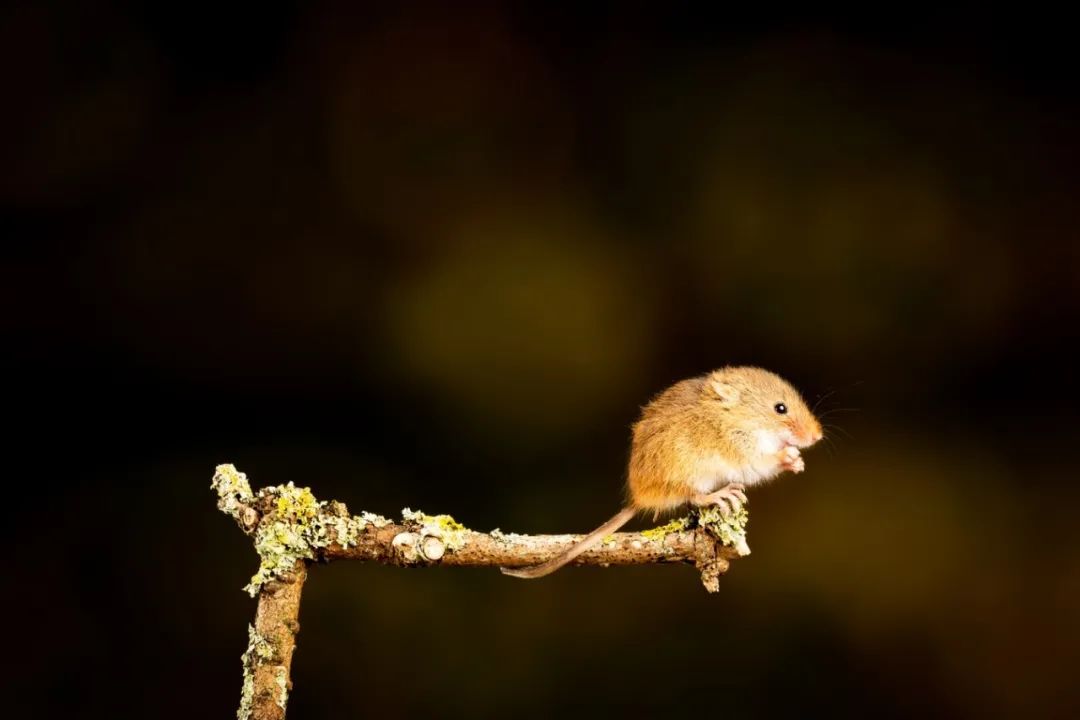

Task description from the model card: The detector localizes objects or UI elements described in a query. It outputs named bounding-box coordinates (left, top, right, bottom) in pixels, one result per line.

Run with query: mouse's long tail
left=500, top=506, right=637, bottom=579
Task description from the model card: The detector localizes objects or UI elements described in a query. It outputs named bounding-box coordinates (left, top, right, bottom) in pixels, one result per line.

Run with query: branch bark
left=212, top=464, right=750, bottom=719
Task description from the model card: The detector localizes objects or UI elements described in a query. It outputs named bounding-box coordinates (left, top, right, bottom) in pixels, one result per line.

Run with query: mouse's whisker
left=818, top=406, right=861, bottom=415
left=818, top=435, right=837, bottom=457
left=821, top=422, right=852, bottom=443
left=812, top=387, right=841, bottom=414
left=816, top=407, right=861, bottom=423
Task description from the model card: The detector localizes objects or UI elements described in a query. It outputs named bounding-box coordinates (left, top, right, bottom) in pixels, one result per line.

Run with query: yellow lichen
left=640, top=516, right=691, bottom=541
left=214, top=470, right=394, bottom=595
left=244, top=482, right=368, bottom=596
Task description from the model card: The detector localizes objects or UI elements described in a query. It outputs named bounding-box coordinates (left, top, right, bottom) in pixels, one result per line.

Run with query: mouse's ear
left=708, top=377, right=740, bottom=406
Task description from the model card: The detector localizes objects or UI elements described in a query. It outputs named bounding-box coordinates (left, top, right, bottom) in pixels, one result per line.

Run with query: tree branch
left=212, top=463, right=750, bottom=719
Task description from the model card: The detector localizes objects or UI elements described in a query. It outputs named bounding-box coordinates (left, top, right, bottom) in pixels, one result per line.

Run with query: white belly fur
left=690, top=449, right=781, bottom=492
left=689, top=454, right=743, bottom=494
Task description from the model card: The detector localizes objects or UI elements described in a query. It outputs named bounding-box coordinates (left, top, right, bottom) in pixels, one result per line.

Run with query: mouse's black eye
left=774, top=402, right=788, bottom=414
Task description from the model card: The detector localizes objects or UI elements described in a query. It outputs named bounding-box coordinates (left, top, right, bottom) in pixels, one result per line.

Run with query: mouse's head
left=704, top=366, right=823, bottom=451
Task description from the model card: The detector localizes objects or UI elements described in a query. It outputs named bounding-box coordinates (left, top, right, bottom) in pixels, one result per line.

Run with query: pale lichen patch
left=238, top=624, right=274, bottom=720
left=328, top=515, right=367, bottom=549
left=401, top=508, right=469, bottom=551
left=695, top=506, right=750, bottom=555
left=274, top=666, right=289, bottom=710
left=238, top=663, right=254, bottom=720
left=213, top=464, right=255, bottom=523
left=359, top=511, right=391, bottom=528
left=489, top=528, right=526, bottom=542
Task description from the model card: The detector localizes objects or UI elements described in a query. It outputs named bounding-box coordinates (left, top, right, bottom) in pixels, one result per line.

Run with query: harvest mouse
left=501, top=366, right=823, bottom=579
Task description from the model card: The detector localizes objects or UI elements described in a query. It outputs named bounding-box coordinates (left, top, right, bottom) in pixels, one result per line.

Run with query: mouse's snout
left=799, top=417, right=824, bottom=447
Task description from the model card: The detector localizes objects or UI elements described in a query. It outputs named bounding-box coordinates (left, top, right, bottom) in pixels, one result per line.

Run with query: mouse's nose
left=808, top=420, right=823, bottom=445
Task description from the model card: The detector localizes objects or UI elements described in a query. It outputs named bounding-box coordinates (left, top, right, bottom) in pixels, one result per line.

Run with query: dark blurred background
left=5, top=2, right=1079, bottom=718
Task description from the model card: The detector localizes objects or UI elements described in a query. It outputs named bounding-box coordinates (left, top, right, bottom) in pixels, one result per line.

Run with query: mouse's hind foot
left=692, top=483, right=747, bottom=515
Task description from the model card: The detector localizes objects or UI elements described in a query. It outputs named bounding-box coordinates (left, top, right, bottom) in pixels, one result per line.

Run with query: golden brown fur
left=627, top=366, right=822, bottom=516
left=501, top=366, right=823, bottom=579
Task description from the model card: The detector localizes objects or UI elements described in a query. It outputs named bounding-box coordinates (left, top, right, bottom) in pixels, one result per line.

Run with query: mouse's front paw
left=779, top=445, right=805, bottom=473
